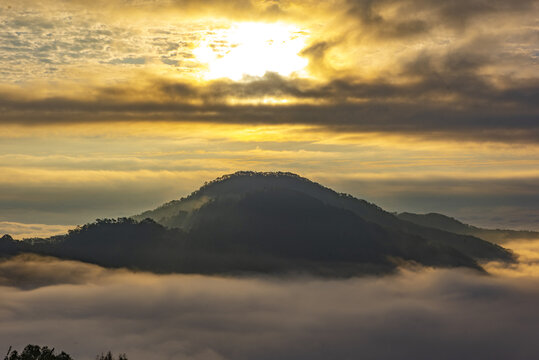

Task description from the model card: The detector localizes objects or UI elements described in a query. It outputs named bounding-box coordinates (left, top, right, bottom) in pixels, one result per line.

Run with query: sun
left=193, top=22, right=309, bottom=81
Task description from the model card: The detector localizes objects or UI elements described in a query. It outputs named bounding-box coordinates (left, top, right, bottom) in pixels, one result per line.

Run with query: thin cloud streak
left=0, top=222, right=72, bottom=239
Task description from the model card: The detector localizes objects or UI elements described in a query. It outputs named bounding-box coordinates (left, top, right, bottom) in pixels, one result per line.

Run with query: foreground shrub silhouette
left=4, top=346, right=127, bottom=360
left=96, top=351, right=128, bottom=360
left=4, top=345, right=72, bottom=360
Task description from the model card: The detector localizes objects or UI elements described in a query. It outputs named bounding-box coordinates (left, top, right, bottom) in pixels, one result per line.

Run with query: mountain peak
left=132, top=172, right=513, bottom=267
left=184, top=170, right=337, bottom=201
left=1, top=234, right=14, bottom=242
left=132, top=170, right=361, bottom=229
left=197, top=171, right=315, bottom=190
left=212, top=170, right=304, bottom=180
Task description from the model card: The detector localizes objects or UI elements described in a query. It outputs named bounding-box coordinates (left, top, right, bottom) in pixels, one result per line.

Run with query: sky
left=0, top=0, right=538, bottom=234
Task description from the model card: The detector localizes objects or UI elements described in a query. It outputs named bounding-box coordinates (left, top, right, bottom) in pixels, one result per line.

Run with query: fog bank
left=1, top=241, right=539, bottom=360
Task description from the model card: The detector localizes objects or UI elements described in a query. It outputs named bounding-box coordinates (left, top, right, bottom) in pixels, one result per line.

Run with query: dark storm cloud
left=1, top=67, right=537, bottom=142
left=345, top=0, right=431, bottom=38
left=419, top=0, right=536, bottom=27
left=345, top=0, right=537, bottom=37
left=1, top=255, right=539, bottom=360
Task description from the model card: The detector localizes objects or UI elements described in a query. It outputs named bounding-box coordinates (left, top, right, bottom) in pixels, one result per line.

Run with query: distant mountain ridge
left=1, top=171, right=516, bottom=276
left=397, top=212, right=539, bottom=244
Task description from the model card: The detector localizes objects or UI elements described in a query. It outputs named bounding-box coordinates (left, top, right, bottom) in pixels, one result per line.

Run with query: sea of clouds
left=1, top=240, right=539, bottom=360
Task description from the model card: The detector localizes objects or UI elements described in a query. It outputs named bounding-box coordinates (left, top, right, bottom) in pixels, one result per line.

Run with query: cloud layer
left=1, top=123, right=537, bottom=229
left=1, top=71, right=537, bottom=143
left=0, top=221, right=72, bottom=239
left=0, top=0, right=537, bottom=142
left=2, top=247, right=539, bottom=360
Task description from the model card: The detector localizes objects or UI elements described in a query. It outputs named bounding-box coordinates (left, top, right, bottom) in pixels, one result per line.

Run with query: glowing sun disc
left=193, top=22, right=309, bottom=80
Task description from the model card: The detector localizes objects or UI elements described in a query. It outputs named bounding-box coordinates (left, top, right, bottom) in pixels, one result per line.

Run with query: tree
left=4, top=346, right=127, bottom=360
left=4, top=345, right=72, bottom=360
left=95, top=352, right=128, bottom=360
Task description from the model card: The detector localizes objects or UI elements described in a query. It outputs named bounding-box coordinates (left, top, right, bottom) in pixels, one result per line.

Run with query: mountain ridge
left=1, top=171, right=516, bottom=276
left=397, top=212, right=539, bottom=244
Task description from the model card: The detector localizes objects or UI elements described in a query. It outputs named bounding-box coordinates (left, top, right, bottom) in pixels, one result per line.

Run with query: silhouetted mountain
left=184, top=188, right=483, bottom=274
left=21, top=218, right=191, bottom=273
left=134, top=171, right=513, bottom=263
left=0, top=172, right=516, bottom=276
left=397, top=212, right=539, bottom=244
left=0, top=234, right=19, bottom=256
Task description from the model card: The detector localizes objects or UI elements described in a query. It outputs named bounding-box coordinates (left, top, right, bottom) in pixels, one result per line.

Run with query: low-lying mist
left=1, top=240, right=539, bottom=360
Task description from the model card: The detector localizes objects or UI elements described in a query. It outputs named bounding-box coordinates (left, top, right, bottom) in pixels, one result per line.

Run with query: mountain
left=134, top=171, right=513, bottom=263
left=1, top=171, right=515, bottom=276
left=397, top=212, right=539, bottom=244
left=0, top=234, right=19, bottom=255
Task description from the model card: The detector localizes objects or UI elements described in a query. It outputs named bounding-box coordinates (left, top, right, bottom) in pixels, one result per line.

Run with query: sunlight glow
left=193, top=22, right=309, bottom=80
